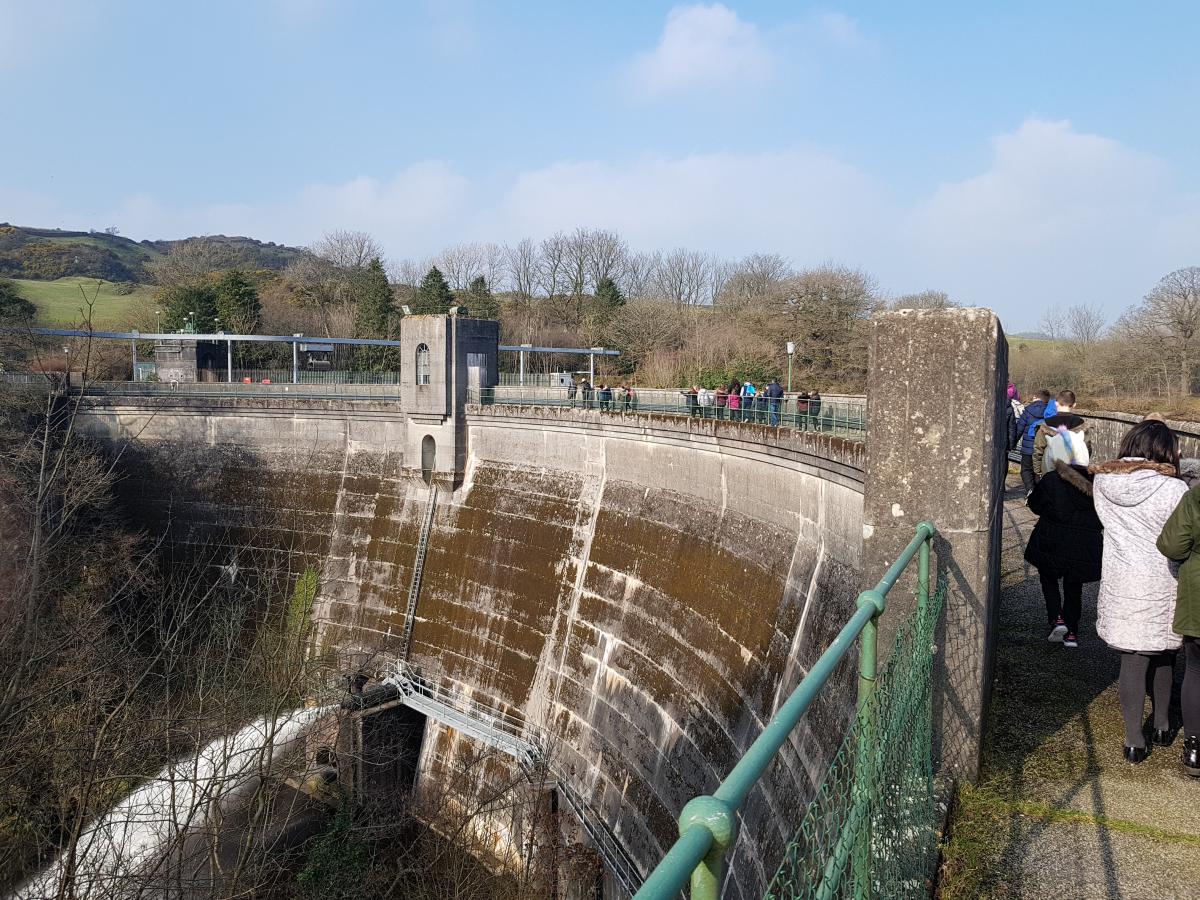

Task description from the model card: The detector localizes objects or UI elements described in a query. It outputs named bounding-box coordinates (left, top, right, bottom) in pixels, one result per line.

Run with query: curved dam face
left=76, top=395, right=864, bottom=895
left=415, top=407, right=864, bottom=894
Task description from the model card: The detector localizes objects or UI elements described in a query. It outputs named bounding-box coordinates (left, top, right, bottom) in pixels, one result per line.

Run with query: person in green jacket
left=1156, top=486, right=1200, bottom=777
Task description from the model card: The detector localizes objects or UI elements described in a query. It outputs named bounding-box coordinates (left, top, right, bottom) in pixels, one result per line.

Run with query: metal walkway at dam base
left=382, top=663, right=645, bottom=897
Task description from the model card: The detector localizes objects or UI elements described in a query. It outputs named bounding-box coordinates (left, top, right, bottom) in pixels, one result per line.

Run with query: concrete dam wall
left=67, top=307, right=1011, bottom=894
left=74, top=394, right=865, bottom=895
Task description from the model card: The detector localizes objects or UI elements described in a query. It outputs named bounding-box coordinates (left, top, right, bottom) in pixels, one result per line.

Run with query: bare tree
left=776, top=264, right=879, bottom=385
left=1119, top=267, right=1200, bottom=395
left=147, top=239, right=238, bottom=287
left=394, top=256, right=436, bottom=288
left=622, top=250, right=660, bottom=301
left=437, top=243, right=485, bottom=291
left=1040, top=306, right=1067, bottom=341
left=537, top=233, right=568, bottom=303
left=654, top=248, right=711, bottom=307
left=585, top=229, right=628, bottom=288
left=312, top=230, right=386, bottom=271
left=890, top=290, right=957, bottom=310
left=283, top=230, right=386, bottom=336
left=505, top=239, right=540, bottom=307
left=563, top=228, right=592, bottom=300
left=1066, top=303, right=1106, bottom=347
left=478, top=242, right=508, bottom=294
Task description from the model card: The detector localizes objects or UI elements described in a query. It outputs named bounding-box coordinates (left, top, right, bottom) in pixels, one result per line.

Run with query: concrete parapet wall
left=1076, top=408, right=1200, bottom=461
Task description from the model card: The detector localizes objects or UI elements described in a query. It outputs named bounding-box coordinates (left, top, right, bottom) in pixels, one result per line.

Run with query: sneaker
left=1063, top=632, right=1079, bottom=649
left=1048, top=618, right=1067, bottom=642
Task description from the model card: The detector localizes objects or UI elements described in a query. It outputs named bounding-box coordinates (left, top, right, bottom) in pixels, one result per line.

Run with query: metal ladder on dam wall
left=400, top=483, right=438, bottom=659
left=384, top=664, right=645, bottom=896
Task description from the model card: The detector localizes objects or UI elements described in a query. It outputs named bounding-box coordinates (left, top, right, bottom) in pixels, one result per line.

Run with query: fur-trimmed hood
left=1091, top=457, right=1179, bottom=510
left=1054, top=459, right=1094, bottom=496
left=1089, top=458, right=1177, bottom=477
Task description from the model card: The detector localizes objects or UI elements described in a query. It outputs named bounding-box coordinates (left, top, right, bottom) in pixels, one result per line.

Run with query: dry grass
left=1081, top=394, right=1200, bottom=422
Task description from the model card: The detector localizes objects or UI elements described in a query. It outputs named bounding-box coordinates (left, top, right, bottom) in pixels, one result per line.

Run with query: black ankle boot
left=1153, top=728, right=1175, bottom=747
left=1124, top=744, right=1150, bottom=764
left=1183, top=735, right=1200, bottom=777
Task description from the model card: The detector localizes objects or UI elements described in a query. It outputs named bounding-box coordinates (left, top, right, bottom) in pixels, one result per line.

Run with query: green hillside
left=0, top=224, right=304, bottom=283
left=11, top=277, right=156, bottom=329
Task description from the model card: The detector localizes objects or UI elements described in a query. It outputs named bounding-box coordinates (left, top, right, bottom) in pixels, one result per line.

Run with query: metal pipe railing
left=633, top=521, right=936, bottom=900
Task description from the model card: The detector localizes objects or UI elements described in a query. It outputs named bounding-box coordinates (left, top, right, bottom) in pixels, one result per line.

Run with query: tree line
left=139, top=228, right=950, bottom=390
left=1014, top=267, right=1200, bottom=405
left=13, top=222, right=1195, bottom=397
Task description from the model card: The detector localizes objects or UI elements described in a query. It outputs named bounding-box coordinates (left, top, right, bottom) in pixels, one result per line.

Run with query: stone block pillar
left=862, top=307, right=1008, bottom=781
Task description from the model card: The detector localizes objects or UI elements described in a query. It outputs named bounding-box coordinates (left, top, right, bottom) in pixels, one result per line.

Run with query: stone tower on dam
left=73, top=308, right=1009, bottom=897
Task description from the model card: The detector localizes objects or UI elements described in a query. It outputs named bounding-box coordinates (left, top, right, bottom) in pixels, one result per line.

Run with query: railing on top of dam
left=472, top=387, right=868, bottom=440
left=634, top=522, right=944, bottom=900
left=63, top=379, right=403, bottom=401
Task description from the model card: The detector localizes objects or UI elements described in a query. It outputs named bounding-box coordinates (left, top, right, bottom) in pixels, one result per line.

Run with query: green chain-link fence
left=765, top=574, right=947, bottom=900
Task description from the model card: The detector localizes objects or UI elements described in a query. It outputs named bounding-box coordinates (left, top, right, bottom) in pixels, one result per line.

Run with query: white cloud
left=626, top=3, right=773, bottom=98
left=903, top=119, right=1191, bottom=322
left=5, top=119, right=1197, bottom=329
left=493, top=150, right=891, bottom=258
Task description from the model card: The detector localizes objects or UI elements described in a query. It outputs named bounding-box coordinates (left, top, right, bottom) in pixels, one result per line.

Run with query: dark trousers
left=1119, top=650, right=1175, bottom=748
left=1185, top=636, right=1200, bottom=739
left=1039, top=573, right=1082, bottom=632
left=1020, top=453, right=1037, bottom=494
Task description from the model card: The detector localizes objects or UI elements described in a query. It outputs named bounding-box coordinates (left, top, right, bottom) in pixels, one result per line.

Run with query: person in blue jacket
left=1012, top=388, right=1056, bottom=496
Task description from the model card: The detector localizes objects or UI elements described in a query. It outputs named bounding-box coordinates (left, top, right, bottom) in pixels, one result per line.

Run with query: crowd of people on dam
left=1010, top=382, right=1200, bottom=775
left=564, top=376, right=837, bottom=429
left=566, top=379, right=637, bottom=412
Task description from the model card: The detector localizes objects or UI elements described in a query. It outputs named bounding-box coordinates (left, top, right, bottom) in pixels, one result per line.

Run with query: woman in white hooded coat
left=1092, top=420, right=1187, bottom=763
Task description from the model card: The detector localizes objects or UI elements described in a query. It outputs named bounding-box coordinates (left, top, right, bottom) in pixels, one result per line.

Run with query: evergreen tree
left=213, top=269, right=262, bottom=333
left=354, top=258, right=396, bottom=337
left=410, top=266, right=455, bottom=315
left=595, top=276, right=625, bottom=312
left=0, top=280, right=36, bottom=324
left=463, top=275, right=500, bottom=319
left=159, top=281, right=219, bottom=332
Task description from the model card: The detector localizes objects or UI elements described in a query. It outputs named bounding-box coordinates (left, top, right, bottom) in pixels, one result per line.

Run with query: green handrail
left=633, top=521, right=937, bottom=900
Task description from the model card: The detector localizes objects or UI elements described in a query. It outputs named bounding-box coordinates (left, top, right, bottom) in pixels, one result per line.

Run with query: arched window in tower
left=416, top=343, right=430, bottom=386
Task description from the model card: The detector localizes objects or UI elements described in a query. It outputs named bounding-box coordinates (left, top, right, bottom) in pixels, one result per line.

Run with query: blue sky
left=2, top=1, right=1198, bottom=330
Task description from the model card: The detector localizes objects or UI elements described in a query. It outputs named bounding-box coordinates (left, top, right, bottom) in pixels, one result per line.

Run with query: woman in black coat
left=1025, top=459, right=1104, bottom=647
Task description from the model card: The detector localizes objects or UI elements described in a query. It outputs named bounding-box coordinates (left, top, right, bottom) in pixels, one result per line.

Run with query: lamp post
left=786, top=341, right=796, bottom=393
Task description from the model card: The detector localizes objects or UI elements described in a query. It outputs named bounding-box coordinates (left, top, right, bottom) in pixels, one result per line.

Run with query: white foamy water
left=14, top=705, right=330, bottom=900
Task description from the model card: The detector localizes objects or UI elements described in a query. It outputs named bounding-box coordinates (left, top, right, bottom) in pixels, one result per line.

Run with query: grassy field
left=11, top=277, right=156, bottom=328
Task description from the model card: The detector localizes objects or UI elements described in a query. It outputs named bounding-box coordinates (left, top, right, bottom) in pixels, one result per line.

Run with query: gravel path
left=940, top=475, right=1200, bottom=899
